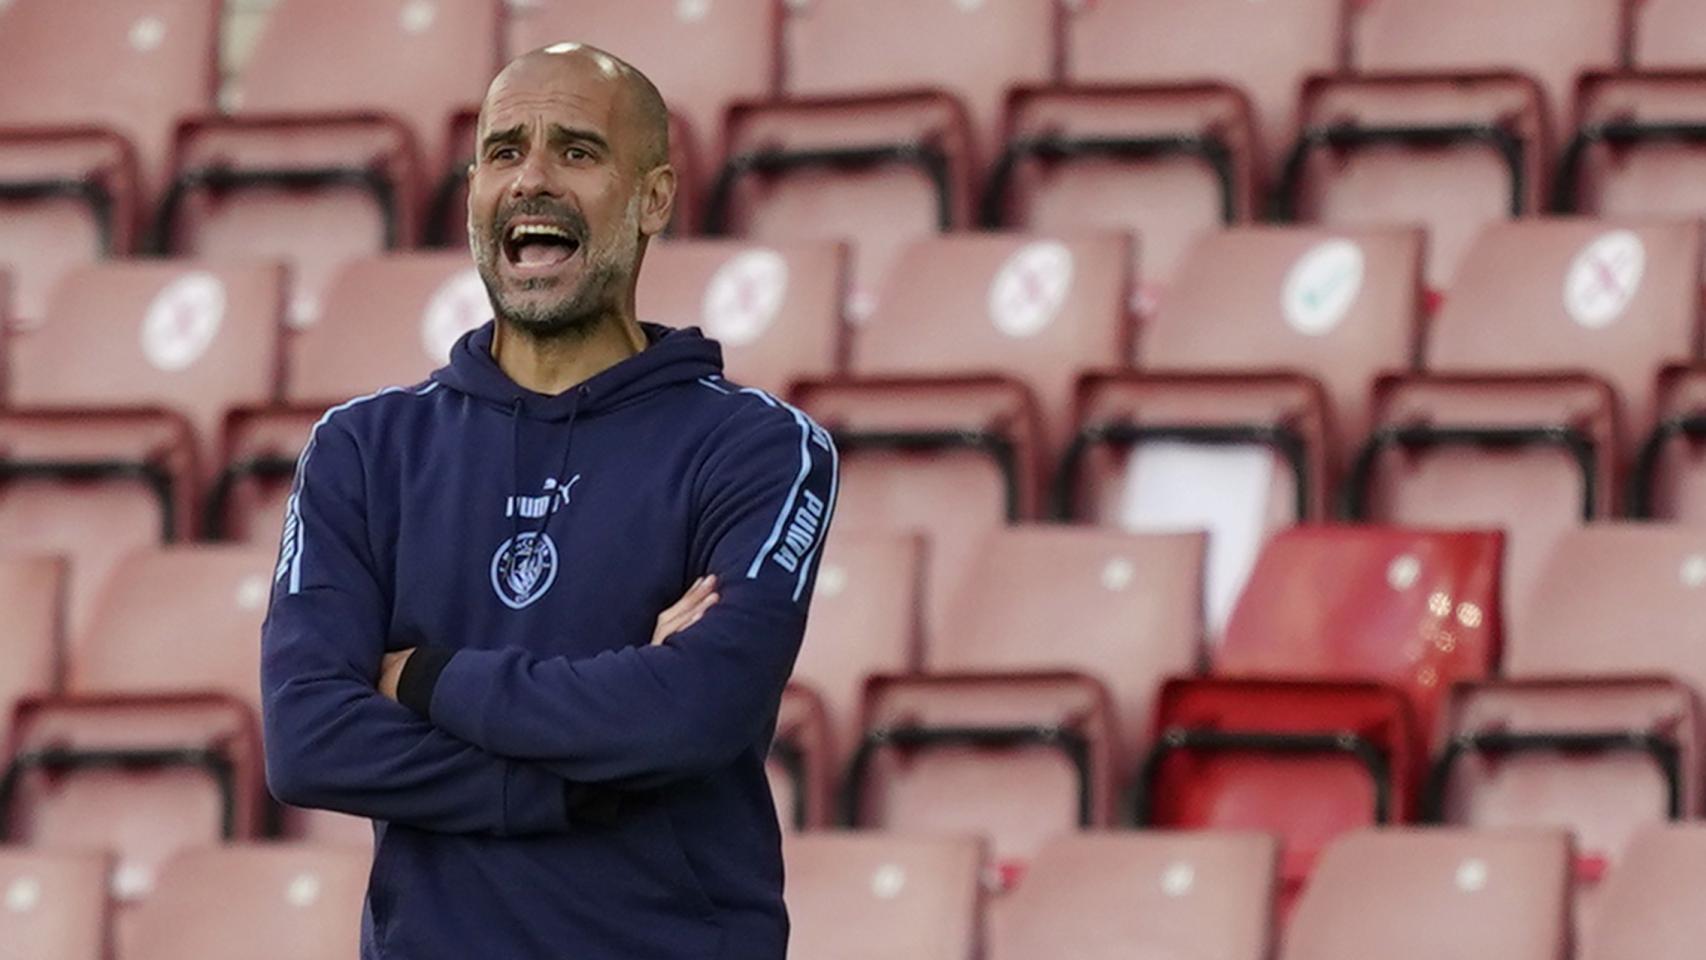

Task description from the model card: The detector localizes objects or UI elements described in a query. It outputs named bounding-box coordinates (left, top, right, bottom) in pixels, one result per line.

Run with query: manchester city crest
left=490, top=531, right=559, bottom=609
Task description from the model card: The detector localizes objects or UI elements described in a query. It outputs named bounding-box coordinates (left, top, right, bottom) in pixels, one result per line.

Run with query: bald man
left=261, top=46, right=837, bottom=960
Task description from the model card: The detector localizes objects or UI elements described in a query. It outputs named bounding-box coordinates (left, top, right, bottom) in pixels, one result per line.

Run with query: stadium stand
left=783, top=832, right=984, bottom=960
left=0, top=848, right=110, bottom=960
left=986, top=831, right=1277, bottom=960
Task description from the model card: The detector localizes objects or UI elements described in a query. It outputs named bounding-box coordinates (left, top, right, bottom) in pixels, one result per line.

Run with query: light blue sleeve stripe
left=792, top=431, right=839, bottom=601
left=745, top=405, right=813, bottom=579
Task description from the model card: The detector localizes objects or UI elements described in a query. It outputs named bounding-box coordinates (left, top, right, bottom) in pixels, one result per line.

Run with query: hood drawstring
left=508, top=387, right=587, bottom=551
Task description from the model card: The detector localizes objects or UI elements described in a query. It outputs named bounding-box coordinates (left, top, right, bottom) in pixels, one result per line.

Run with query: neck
left=491, top=312, right=647, bottom=396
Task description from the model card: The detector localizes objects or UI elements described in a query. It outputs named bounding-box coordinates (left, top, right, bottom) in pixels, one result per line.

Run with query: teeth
left=508, top=223, right=573, bottom=242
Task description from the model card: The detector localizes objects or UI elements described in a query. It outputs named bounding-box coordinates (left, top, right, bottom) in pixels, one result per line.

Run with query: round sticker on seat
left=1160, top=861, right=1195, bottom=898
left=1282, top=240, right=1364, bottom=336
left=701, top=249, right=788, bottom=347
left=141, top=272, right=226, bottom=372
left=676, top=0, right=711, bottom=21
left=286, top=872, right=322, bottom=908
left=1565, top=230, right=1645, bottom=329
left=421, top=269, right=490, bottom=363
left=4, top=876, right=40, bottom=913
left=400, top=0, right=437, bottom=34
left=870, top=864, right=907, bottom=900
left=129, top=16, right=166, bottom=52
left=989, top=241, right=1074, bottom=338
left=815, top=562, right=847, bottom=598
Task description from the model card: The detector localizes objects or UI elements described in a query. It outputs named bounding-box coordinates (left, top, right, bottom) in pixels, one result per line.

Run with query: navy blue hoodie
left=260, top=321, right=837, bottom=959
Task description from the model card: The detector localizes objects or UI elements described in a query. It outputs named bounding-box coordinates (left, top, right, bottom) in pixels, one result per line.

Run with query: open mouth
left=502, top=220, right=582, bottom=270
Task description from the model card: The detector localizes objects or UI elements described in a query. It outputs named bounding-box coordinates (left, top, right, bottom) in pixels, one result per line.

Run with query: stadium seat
left=795, top=233, right=1131, bottom=639
left=0, top=0, right=219, bottom=321
left=1059, top=0, right=1349, bottom=177
left=1282, top=828, right=1573, bottom=960
left=769, top=533, right=922, bottom=830
left=1558, top=74, right=1706, bottom=220
left=154, top=0, right=503, bottom=330
left=0, top=849, right=110, bottom=960
left=784, top=833, right=984, bottom=960
left=1428, top=526, right=1706, bottom=914
left=1638, top=366, right=1706, bottom=520
left=1, top=547, right=277, bottom=903
left=0, top=260, right=285, bottom=633
left=1060, top=225, right=1422, bottom=632
left=123, top=845, right=369, bottom=960
left=984, top=85, right=1259, bottom=310
left=988, top=831, right=1276, bottom=960
left=637, top=239, right=847, bottom=395
left=847, top=527, right=1204, bottom=875
left=0, top=555, right=66, bottom=759
left=1348, top=218, right=1702, bottom=629
left=1277, top=74, right=1547, bottom=291
left=1582, top=825, right=1706, bottom=960
left=1620, top=0, right=1704, bottom=71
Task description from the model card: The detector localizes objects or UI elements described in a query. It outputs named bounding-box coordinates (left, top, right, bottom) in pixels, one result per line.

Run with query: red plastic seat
left=0, top=849, right=110, bottom=960
left=1583, top=825, right=1706, bottom=960
left=848, top=527, right=1204, bottom=875
left=1559, top=74, right=1706, bottom=221
left=0, top=261, right=284, bottom=633
left=1062, top=225, right=1422, bottom=632
left=0, top=555, right=66, bottom=757
left=156, top=0, right=503, bottom=329
left=637, top=239, right=847, bottom=395
left=784, top=832, right=984, bottom=960
left=123, top=845, right=369, bottom=960
left=2, top=547, right=276, bottom=904
left=795, top=233, right=1131, bottom=639
left=0, top=0, right=218, bottom=321
left=988, top=832, right=1278, bottom=960
left=1060, top=0, right=1348, bottom=176
left=1282, top=828, right=1573, bottom=960
left=1351, top=218, right=1702, bottom=628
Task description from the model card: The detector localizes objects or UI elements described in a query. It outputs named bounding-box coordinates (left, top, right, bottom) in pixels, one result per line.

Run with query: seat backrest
left=1350, top=0, right=1628, bottom=125
left=289, top=252, right=483, bottom=405
left=508, top=0, right=781, bottom=157
left=1143, top=225, right=1423, bottom=442
left=637, top=239, right=846, bottom=395
left=784, top=832, right=984, bottom=960
left=988, top=831, right=1276, bottom=960
left=1583, top=825, right=1706, bottom=960
left=1221, top=526, right=1503, bottom=738
left=11, top=261, right=285, bottom=451
left=231, top=0, right=502, bottom=164
left=1510, top=525, right=1706, bottom=688
left=0, top=554, right=66, bottom=748
left=0, top=849, right=109, bottom=960
left=1283, top=828, right=1573, bottom=960
left=783, top=0, right=1059, bottom=158
left=1423, top=218, right=1702, bottom=435
left=938, top=526, right=1205, bottom=754
left=1569, top=75, right=1706, bottom=221
left=1628, top=0, right=1706, bottom=69
left=853, top=233, right=1132, bottom=452
left=1062, top=0, right=1348, bottom=165
left=69, top=547, right=277, bottom=710
left=124, top=845, right=369, bottom=960
left=0, top=0, right=219, bottom=188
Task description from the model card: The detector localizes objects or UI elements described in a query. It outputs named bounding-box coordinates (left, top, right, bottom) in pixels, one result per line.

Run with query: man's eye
left=566, top=147, right=591, bottom=162
left=492, top=147, right=520, bottom=161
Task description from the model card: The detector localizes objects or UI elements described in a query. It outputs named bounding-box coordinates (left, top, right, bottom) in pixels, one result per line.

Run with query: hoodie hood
left=432, top=321, right=725, bottom=420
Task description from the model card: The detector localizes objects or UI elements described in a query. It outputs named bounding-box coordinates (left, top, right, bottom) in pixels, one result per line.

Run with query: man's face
left=466, top=54, right=656, bottom=339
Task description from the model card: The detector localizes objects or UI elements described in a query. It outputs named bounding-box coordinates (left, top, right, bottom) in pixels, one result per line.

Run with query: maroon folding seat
left=154, top=0, right=502, bottom=330
left=1282, top=828, right=1573, bottom=960
left=1429, top=525, right=1706, bottom=927
left=847, top=527, right=1204, bottom=881
left=794, top=233, right=1131, bottom=639
left=769, top=533, right=921, bottom=830
left=123, top=845, right=369, bottom=960
left=0, top=261, right=284, bottom=633
left=1630, top=0, right=1706, bottom=68
left=1060, top=225, right=1421, bottom=633
left=1558, top=74, right=1706, bottom=221
left=0, top=555, right=66, bottom=759
left=0, top=0, right=218, bottom=322
left=784, top=833, right=984, bottom=960
left=989, top=831, right=1277, bottom=960
left=1060, top=0, right=1349, bottom=178
left=637, top=239, right=847, bottom=396
left=1, top=547, right=276, bottom=904
left=1582, top=825, right=1706, bottom=960
left=1142, top=526, right=1502, bottom=903
left=0, top=849, right=110, bottom=960
left=1349, top=219, right=1701, bottom=631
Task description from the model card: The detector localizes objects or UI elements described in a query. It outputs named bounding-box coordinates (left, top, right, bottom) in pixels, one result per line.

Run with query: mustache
left=491, top=199, right=588, bottom=245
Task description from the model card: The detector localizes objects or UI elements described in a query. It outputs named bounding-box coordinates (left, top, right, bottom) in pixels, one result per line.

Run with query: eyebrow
left=479, top=123, right=612, bottom=156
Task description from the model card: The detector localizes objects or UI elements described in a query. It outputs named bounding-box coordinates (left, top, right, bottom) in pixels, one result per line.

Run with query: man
left=261, top=44, right=837, bottom=960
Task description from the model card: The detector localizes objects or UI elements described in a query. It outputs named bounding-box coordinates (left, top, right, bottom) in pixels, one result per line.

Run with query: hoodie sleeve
left=261, top=412, right=576, bottom=835
left=403, top=400, right=837, bottom=785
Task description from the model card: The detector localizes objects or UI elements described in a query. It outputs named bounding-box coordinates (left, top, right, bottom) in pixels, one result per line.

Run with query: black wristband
left=396, top=645, right=457, bottom=717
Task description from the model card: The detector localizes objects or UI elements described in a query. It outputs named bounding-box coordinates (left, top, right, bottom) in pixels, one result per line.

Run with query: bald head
left=479, top=44, right=670, bottom=172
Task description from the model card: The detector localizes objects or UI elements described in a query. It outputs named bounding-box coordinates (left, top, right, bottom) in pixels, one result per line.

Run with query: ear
left=638, top=164, right=678, bottom=238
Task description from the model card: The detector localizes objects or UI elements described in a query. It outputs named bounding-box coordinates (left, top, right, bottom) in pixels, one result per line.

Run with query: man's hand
left=379, top=648, right=414, bottom=701
left=652, top=575, right=718, bottom=645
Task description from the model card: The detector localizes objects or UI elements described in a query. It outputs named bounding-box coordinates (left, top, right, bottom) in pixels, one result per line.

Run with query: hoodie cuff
left=396, top=646, right=457, bottom=717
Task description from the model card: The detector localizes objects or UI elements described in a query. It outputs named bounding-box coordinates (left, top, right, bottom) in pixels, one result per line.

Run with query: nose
left=507, top=142, right=561, bottom=201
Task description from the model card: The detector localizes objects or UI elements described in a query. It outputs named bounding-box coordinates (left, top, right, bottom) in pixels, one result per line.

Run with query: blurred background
left=3, top=0, right=1706, bottom=957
